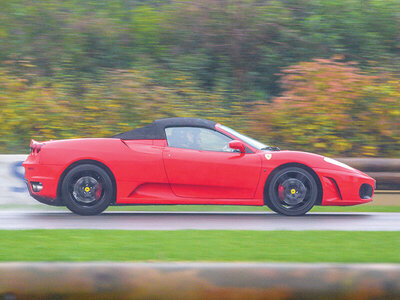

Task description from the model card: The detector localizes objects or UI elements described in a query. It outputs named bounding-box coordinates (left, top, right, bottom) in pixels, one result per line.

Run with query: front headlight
left=323, top=157, right=355, bottom=170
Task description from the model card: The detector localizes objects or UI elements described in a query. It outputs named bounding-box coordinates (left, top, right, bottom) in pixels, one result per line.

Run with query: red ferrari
left=23, top=117, right=375, bottom=216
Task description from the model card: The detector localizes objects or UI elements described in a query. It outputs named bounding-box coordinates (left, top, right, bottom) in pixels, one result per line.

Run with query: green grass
left=0, top=230, right=399, bottom=262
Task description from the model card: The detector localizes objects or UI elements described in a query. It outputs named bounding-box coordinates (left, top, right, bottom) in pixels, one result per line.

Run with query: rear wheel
left=61, top=164, right=113, bottom=215
left=266, top=167, right=318, bottom=216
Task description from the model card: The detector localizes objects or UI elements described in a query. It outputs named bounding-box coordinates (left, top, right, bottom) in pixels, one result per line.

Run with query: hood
left=260, top=150, right=365, bottom=175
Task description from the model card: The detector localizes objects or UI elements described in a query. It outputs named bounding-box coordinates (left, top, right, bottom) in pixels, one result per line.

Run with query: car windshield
left=217, top=124, right=269, bottom=150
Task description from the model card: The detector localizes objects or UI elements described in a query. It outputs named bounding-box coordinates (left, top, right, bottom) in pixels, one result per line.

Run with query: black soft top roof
left=112, top=117, right=217, bottom=140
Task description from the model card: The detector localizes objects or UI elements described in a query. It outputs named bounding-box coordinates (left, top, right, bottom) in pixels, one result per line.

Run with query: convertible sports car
left=23, top=117, right=375, bottom=216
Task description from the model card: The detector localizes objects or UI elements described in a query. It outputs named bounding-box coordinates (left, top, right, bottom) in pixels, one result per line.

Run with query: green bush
left=0, top=0, right=399, bottom=156
left=249, top=57, right=400, bottom=157
left=0, top=69, right=242, bottom=153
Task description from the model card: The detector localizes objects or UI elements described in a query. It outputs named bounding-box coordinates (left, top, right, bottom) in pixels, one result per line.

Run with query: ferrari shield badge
left=265, top=154, right=272, bottom=160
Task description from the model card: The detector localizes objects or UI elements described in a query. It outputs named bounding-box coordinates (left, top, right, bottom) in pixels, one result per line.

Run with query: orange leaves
left=1, top=55, right=399, bottom=157
left=0, top=68, right=244, bottom=153
left=249, top=57, right=400, bottom=157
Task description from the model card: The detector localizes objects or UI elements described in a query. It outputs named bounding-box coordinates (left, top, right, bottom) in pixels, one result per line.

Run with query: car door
left=162, top=127, right=261, bottom=199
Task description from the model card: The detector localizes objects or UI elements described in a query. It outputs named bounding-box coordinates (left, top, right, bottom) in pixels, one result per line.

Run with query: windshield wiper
left=261, top=146, right=280, bottom=151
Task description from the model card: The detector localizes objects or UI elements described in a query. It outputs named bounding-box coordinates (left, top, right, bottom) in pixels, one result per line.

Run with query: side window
left=165, top=127, right=233, bottom=152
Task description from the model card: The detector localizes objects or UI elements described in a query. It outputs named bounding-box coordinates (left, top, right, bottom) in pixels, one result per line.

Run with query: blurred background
left=0, top=0, right=399, bottom=157
left=1, top=4, right=400, bottom=296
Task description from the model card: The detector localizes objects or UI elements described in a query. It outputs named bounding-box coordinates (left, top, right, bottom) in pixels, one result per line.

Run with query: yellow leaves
left=361, top=146, right=378, bottom=157
left=85, top=106, right=101, bottom=111
left=248, top=58, right=400, bottom=157
left=20, top=63, right=35, bottom=68
left=0, top=67, right=248, bottom=153
left=390, top=110, right=400, bottom=116
left=107, top=104, right=120, bottom=108
left=1, top=61, right=398, bottom=157
left=313, top=142, right=327, bottom=148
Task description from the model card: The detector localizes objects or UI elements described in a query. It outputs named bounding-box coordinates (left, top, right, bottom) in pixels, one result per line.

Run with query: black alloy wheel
left=61, top=164, right=113, bottom=215
left=266, top=167, right=318, bottom=216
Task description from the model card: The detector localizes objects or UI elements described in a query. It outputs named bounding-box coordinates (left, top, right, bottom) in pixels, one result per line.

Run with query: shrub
left=249, top=57, right=400, bottom=157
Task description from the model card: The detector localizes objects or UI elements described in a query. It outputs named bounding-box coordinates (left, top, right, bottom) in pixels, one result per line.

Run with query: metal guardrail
left=337, top=158, right=400, bottom=190
left=0, top=263, right=400, bottom=299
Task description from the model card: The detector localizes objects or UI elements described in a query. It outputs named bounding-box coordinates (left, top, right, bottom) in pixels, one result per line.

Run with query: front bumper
left=315, top=168, right=375, bottom=206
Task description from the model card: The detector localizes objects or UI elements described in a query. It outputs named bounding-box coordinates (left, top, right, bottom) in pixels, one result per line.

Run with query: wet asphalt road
left=0, top=211, right=399, bottom=231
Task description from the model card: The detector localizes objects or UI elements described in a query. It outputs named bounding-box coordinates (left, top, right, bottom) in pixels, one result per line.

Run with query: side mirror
left=229, top=140, right=246, bottom=153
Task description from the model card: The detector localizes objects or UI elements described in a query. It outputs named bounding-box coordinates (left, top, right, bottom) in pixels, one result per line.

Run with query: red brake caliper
left=278, top=184, right=285, bottom=201
left=95, top=184, right=103, bottom=200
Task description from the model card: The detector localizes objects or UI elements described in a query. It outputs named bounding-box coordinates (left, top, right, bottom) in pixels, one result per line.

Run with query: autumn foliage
left=0, top=69, right=241, bottom=153
left=250, top=57, right=400, bottom=157
left=0, top=0, right=400, bottom=156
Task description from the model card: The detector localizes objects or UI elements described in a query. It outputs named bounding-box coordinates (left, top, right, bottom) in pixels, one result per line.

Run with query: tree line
left=0, top=0, right=399, bottom=156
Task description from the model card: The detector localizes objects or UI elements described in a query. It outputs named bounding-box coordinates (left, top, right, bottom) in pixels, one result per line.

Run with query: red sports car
left=23, top=117, right=375, bottom=216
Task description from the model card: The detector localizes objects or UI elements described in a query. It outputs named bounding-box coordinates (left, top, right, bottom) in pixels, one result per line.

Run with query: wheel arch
left=57, top=159, right=117, bottom=204
left=263, top=162, right=323, bottom=205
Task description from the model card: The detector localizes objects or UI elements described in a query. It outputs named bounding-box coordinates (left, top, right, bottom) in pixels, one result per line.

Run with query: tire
left=266, top=167, right=318, bottom=216
left=264, top=195, right=278, bottom=213
left=61, top=164, right=113, bottom=215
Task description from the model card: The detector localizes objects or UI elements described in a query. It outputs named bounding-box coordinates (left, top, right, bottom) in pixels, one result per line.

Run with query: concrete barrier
left=337, top=158, right=400, bottom=172
left=0, top=155, right=31, bottom=206
left=337, top=158, right=400, bottom=190
left=0, top=263, right=400, bottom=299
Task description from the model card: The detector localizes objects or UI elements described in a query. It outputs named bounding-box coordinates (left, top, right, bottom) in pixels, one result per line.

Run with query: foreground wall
left=0, top=262, right=400, bottom=299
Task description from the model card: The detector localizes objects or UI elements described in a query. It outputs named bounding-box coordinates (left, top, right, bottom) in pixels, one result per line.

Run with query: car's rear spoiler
left=30, top=139, right=45, bottom=153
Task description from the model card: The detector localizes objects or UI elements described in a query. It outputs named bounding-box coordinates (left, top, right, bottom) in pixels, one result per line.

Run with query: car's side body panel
left=23, top=120, right=375, bottom=209
left=24, top=138, right=168, bottom=204
left=163, top=147, right=262, bottom=199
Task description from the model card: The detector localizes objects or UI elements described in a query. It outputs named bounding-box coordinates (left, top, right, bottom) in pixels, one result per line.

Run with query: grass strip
left=0, top=230, right=399, bottom=262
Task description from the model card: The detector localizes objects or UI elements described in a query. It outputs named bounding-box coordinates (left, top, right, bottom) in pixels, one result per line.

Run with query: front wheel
left=61, top=164, right=113, bottom=215
left=266, top=167, right=318, bottom=216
